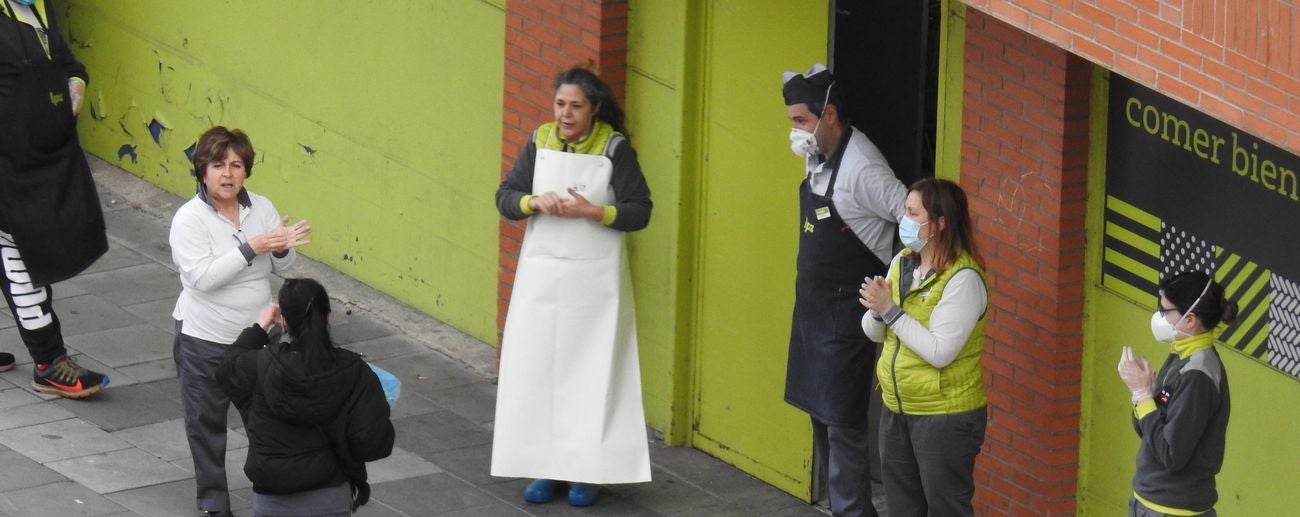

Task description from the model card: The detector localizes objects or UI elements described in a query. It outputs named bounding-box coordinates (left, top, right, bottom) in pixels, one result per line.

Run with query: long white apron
left=490, top=149, right=651, bottom=484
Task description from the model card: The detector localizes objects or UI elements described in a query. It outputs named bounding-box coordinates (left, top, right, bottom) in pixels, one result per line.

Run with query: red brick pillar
left=961, top=10, right=1090, bottom=516
left=499, top=0, right=629, bottom=344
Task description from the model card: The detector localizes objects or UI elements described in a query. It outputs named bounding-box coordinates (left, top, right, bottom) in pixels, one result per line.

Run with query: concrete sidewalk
left=0, top=155, right=827, bottom=516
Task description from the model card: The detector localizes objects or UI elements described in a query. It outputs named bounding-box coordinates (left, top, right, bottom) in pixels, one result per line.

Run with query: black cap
left=782, top=64, right=834, bottom=107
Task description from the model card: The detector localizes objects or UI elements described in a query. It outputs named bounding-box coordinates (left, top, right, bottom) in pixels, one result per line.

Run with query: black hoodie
left=218, top=325, right=395, bottom=496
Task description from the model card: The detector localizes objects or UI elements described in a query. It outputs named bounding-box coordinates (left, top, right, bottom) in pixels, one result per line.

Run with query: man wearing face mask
left=0, top=0, right=109, bottom=397
left=780, top=64, right=906, bottom=517
left=1118, top=271, right=1236, bottom=516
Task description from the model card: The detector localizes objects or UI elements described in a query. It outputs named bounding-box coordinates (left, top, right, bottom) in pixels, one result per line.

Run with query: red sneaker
left=32, top=355, right=108, bottom=399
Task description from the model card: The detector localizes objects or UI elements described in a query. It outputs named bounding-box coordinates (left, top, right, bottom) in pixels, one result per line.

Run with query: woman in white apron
left=492, top=67, right=653, bottom=507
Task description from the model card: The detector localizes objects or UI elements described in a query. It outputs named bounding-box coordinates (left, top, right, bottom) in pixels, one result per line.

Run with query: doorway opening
left=831, top=0, right=942, bottom=187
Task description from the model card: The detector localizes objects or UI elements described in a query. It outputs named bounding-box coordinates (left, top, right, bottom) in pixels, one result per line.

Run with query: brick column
left=961, top=10, right=1090, bottom=516
left=499, top=0, right=629, bottom=343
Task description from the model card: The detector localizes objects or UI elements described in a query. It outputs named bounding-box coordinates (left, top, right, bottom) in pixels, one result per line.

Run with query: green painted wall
left=624, top=0, right=691, bottom=440
left=1077, top=68, right=1300, bottom=515
left=62, top=0, right=505, bottom=343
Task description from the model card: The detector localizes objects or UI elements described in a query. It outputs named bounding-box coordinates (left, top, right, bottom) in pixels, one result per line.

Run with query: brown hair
left=192, top=126, right=255, bottom=179
left=911, top=178, right=982, bottom=271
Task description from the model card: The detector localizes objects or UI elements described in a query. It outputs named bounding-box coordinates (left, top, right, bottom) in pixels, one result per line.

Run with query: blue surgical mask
left=898, top=216, right=928, bottom=252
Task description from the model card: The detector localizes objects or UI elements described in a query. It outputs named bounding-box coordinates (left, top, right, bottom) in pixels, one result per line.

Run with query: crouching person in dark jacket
left=218, top=278, right=395, bottom=516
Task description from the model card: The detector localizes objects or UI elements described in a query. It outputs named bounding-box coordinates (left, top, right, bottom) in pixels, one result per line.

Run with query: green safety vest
left=877, top=250, right=988, bottom=415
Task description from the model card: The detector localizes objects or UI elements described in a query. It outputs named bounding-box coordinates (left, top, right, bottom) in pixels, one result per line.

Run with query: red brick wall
left=965, top=0, right=1300, bottom=155
left=499, top=0, right=629, bottom=343
left=962, top=10, right=1091, bottom=516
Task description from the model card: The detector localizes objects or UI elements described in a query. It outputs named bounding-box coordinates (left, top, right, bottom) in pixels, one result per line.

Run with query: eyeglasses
left=1156, top=305, right=1180, bottom=317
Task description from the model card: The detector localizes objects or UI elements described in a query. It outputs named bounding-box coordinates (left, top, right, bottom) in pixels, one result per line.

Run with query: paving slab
left=427, top=442, right=496, bottom=487
left=390, top=409, right=494, bottom=456
left=0, top=449, right=70, bottom=492
left=66, top=264, right=181, bottom=308
left=367, top=473, right=499, bottom=516
left=0, top=480, right=127, bottom=516
left=100, top=209, right=176, bottom=268
left=329, top=316, right=397, bottom=345
left=0, top=418, right=131, bottom=463
left=366, top=446, right=443, bottom=484
left=53, top=383, right=183, bottom=432
left=104, top=479, right=208, bottom=517
left=112, top=419, right=193, bottom=462
left=78, top=244, right=153, bottom=276
left=49, top=294, right=144, bottom=339
left=0, top=399, right=76, bottom=431
left=46, top=448, right=192, bottom=494
left=418, top=376, right=498, bottom=425
left=120, top=299, right=179, bottom=336
left=64, top=324, right=175, bottom=370
left=0, top=386, right=43, bottom=410
left=113, top=359, right=177, bottom=384
left=340, top=334, right=430, bottom=362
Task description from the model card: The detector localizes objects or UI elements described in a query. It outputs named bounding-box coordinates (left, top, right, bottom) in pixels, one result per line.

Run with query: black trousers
left=0, top=230, right=67, bottom=365
left=174, top=320, right=232, bottom=513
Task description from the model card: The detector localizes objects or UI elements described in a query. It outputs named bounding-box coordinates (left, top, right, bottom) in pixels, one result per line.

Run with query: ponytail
left=278, top=278, right=336, bottom=371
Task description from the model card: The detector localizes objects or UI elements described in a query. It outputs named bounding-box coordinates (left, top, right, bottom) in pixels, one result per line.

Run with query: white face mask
left=1149, top=311, right=1182, bottom=343
left=787, top=83, right=833, bottom=158
left=789, top=128, right=819, bottom=158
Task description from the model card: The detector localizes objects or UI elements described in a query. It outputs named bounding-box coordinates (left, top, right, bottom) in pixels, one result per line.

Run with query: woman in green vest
left=858, top=178, right=988, bottom=517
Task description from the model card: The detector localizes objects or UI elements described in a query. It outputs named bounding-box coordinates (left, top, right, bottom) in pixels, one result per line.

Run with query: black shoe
left=0, top=352, right=13, bottom=372
left=32, top=355, right=108, bottom=399
left=203, top=511, right=234, bottom=517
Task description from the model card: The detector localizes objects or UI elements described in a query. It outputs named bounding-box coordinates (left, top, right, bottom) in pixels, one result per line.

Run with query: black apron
left=0, top=7, right=107, bottom=286
left=785, top=128, right=888, bottom=426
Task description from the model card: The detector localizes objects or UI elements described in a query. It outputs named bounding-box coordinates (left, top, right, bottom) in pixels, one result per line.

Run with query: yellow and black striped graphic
left=1102, top=195, right=1160, bottom=307
left=1214, top=249, right=1272, bottom=359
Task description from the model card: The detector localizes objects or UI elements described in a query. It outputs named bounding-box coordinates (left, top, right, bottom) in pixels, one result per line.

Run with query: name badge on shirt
left=815, top=206, right=831, bottom=220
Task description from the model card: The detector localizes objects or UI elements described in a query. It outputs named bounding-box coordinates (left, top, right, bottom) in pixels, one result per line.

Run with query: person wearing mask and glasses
left=1118, top=271, right=1236, bottom=517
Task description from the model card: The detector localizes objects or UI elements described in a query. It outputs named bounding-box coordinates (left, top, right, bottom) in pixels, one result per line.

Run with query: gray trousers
left=879, top=406, right=986, bottom=517
left=1129, top=497, right=1217, bottom=517
left=173, top=321, right=232, bottom=513
left=812, top=418, right=878, bottom=517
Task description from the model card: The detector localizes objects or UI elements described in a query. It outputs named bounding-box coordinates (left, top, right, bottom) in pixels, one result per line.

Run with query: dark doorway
left=832, top=0, right=941, bottom=187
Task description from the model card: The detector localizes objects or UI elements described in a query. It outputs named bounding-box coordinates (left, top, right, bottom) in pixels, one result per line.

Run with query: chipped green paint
left=62, top=1, right=505, bottom=343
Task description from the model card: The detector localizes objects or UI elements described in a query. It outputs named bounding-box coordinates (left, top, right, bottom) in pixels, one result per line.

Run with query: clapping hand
left=859, top=276, right=895, bottom=315
left=1117, top=346, right=1157, bottom=404
left=250, top=216, right=312, bottom=255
